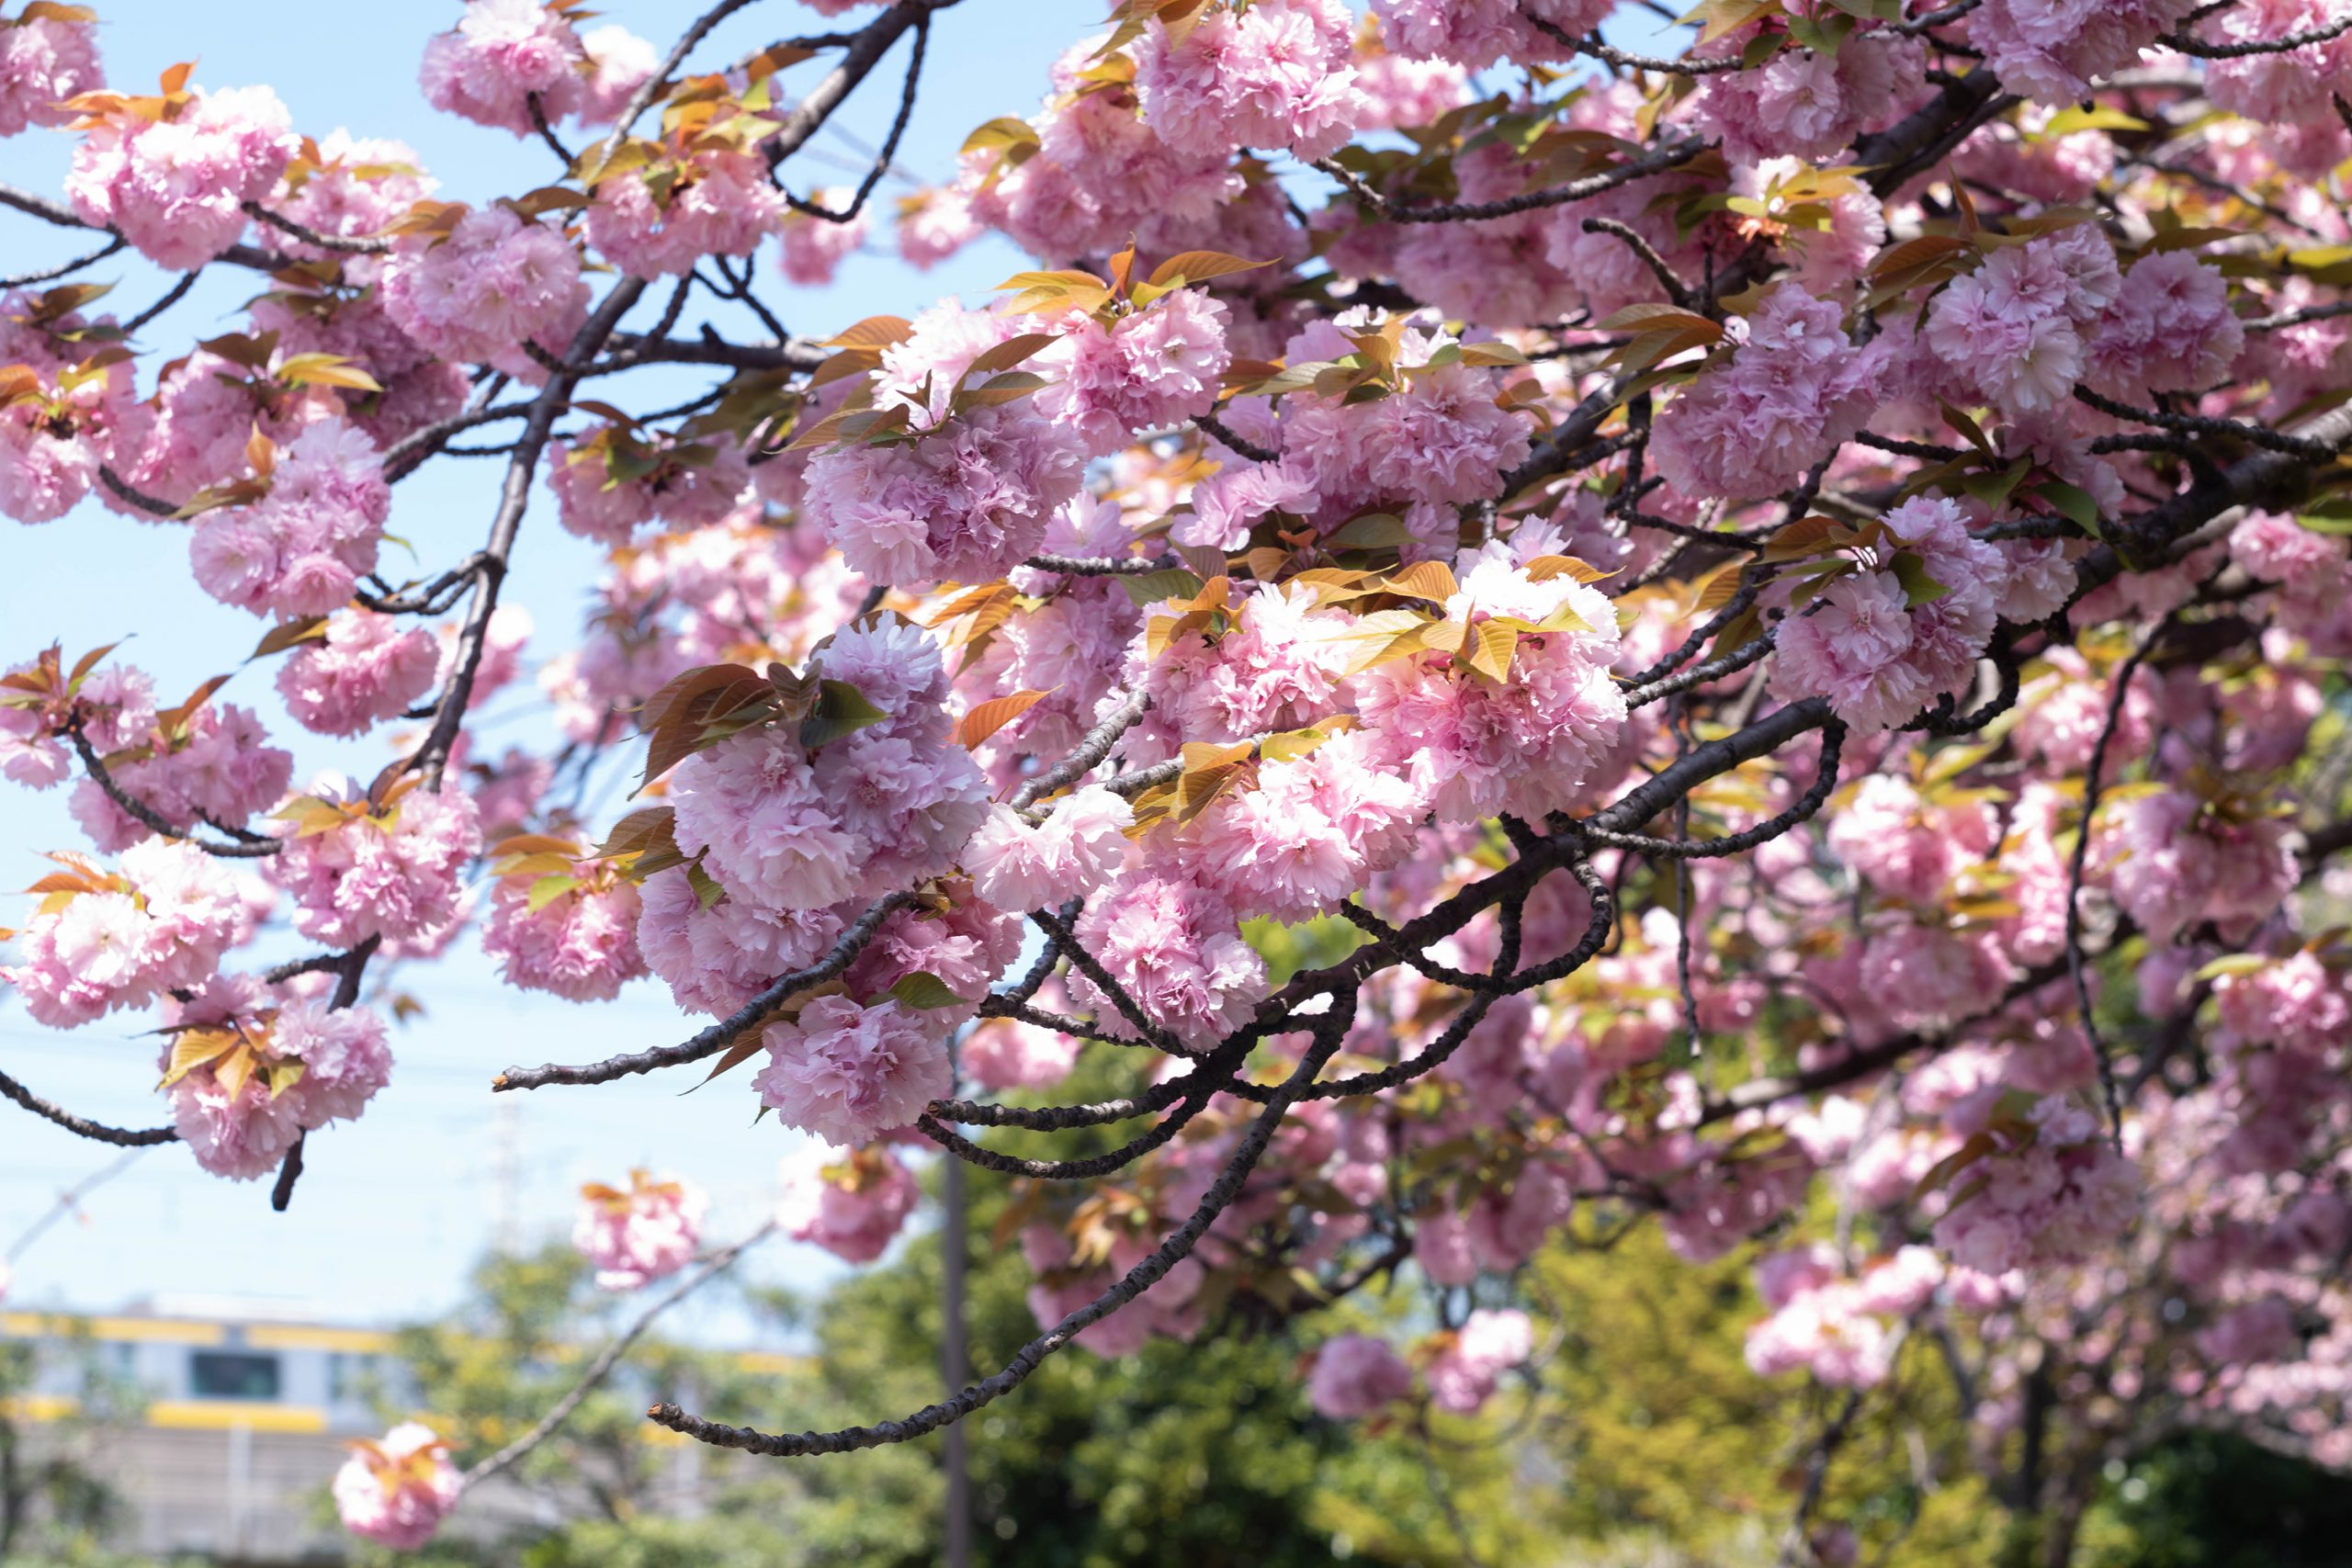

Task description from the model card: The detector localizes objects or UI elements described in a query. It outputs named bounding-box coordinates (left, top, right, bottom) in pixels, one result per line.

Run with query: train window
left=188, top=1350, right=281, bottom=1401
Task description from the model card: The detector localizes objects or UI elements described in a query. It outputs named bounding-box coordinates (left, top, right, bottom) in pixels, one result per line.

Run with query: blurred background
left=4, top=3, right=2349, bottom=1565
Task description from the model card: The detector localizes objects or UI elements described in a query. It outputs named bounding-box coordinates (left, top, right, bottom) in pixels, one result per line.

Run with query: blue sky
left=0, top=0, right=1095, bottom=1339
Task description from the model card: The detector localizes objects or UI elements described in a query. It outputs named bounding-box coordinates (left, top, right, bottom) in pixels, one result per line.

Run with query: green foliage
left=2075, top=1430, right=2352, bottom=1568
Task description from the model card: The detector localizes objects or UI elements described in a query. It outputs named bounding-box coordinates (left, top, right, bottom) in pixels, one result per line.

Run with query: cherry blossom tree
left=6, top=0, right=2352, bottom=1558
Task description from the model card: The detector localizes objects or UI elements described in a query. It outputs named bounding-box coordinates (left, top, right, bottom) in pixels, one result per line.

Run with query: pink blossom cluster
left=1770, top=495, right=2010, bottom=733
left=419, top=0, right=588, bottom=135
left=0, top=5, right=100, bottom=136
left=1183, top=312, right=1534, bottom=551
left=1931, top=1098, right=2141, bottom=1274
left=1368, top=0, right=1600, bottom=70
left=572, top=1169, right=707, bottom=1290
left=777, top=1142, right=919, bottom=1263
left=1356, top=545, right=1629, bottom=824
left=962, top=784, right=1134, bottom=915
left=804, top=304, right=1089, bottom=587
left=275, top=610, right=440, bottom=737
left=1652, top=286, right=1884, bottom=502
left=1745, top=1244, right=1942, bottom=1388
left=959, top=1011, right=1083, bottom=1093
left=163, top=979, right=397, bottom=1181
left=1922, top=230, right=2120, bottom=417
left=1693, top=31, right=1927, bottom=166
left=0, top=290, right=141, bottom=524
left=546, top=431, right=752, bottom=546
left=2102, top=786, right=2300, bottom=945
left=379, top=204, right=587, bottom=374
left=1, top=840, right=243, bottom=1027
left=267, top=778, right=483, bottom=949
left=333, top=1423, right=461, bottom=1551
left=752, top=994, right=953, bottom=1147
left=1972, top=0, right=2198, bottom=104
left=586, top=144, right=784, bottom=278
left=1038, top=288, right=1233, bottom=456
left=778, top=193, right=870, bottom=287
left=188, top=419, right=392, bottom=619
left=62, top=685, right=294, bottom=854
left=66, top=82, right=299, bottom=268
left=481, top=862, right=646, bottom=1003
left=1132, top=0, right=1363, bottom=162
left=665, top=620, right=989, bottom=919
left=1305, top=1332, right=1416, bottom=1418
left=955, top=40, right=1239, bottom=261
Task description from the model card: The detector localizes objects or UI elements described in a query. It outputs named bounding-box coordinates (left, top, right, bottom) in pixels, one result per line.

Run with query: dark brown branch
left=494, top=892, right=916, bottom=1091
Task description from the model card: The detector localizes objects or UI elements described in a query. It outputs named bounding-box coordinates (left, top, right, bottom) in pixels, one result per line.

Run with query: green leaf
left=685, top=862, right=729, bottom=911
left=798, top=680, right=890, bottom=751
left=526, top=874, right=581, bottom=914
left=1118, top=569, right=1207, bottom=607
left=883, top=971, right=965, bottom=1010
left=1889, top=550, right=1952, bottom=607
left=2034, top=479, right=2102, bottom=537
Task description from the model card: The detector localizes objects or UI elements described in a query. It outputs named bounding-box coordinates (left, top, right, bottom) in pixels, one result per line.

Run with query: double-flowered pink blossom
left=635, top=861, right=845, bottom=1017
left=1039, top=288, right=1232, bottom=455
left=419, top=0, right=584, bottom=134
left=0, top=5, right=100, bottom=136
left=1369, top=0, right=1600, bottom=69
left=1923, top=229, right=2120, bottom=417
left=962, top=784, right=1134, bottom=914
left=379, top=204, right=586, bottom=372
left=586, top=145, right=783, bottom=278
left=574, top=1168, right=707, bottom=1289
left=164, top=981, right=396, bottom=1180
left=1652, top=285, right=1883, bottom=502
left=669, top=624, right=989, bottom=916
left=752, top=994, right=952, bottom=1146
left=778, top=192, right=870, bottom=287
left=778, top=1142, right=919, bottom=1263
left=804, top=303, right=1091, bottom=587
left=481, top=858, right=646, bottom=1003
left=187, top=418, right=390, bottom=619
left=1356, top=545, right=1628, bottom=823
left=1973, top=0, right=2197, bottom=105
left=1693, top=31, right=1925, bottom=165
left=2103, top=785, right=2300, bottom=944
left=275, top=610, right=440, bottom=738
left=960, top=1013, right=1083, bottom=1093
left=268, top=777, right=482, bottom=949
left=1306, top=1333, right=1416, bottom=1418
left=1069, top=872, right=1268, bottom=1045
left=2082, top=250, right=2245, bottom=403
left=333, top=1423, right=460, bottom=1550
left=1931, top=1098, right=2139, bottom=1273
left=1132, top=0, right=1363, bottom=161
left=66, top=80, right=298, bottom=268
left=2, top=840, right=243, bottom=1027
left=1770, top=495, right=2006, bottom=733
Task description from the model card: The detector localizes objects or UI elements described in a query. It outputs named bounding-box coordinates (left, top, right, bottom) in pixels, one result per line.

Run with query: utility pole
left=941, top=1097, right=974, bottom=1567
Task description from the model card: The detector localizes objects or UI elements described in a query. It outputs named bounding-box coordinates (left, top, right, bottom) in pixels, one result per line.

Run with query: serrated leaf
left=1144, top=251, right=1273, bottom=289
left=1381, top=560, right=1460, bottom=604
left=820, top=315, right=914, bottom=349
left=956, top=688, right=1050, bottom=748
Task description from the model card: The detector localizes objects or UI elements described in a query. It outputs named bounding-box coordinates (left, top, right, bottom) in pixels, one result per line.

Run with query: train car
left=2, top=1301, right=418, bottom=1560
